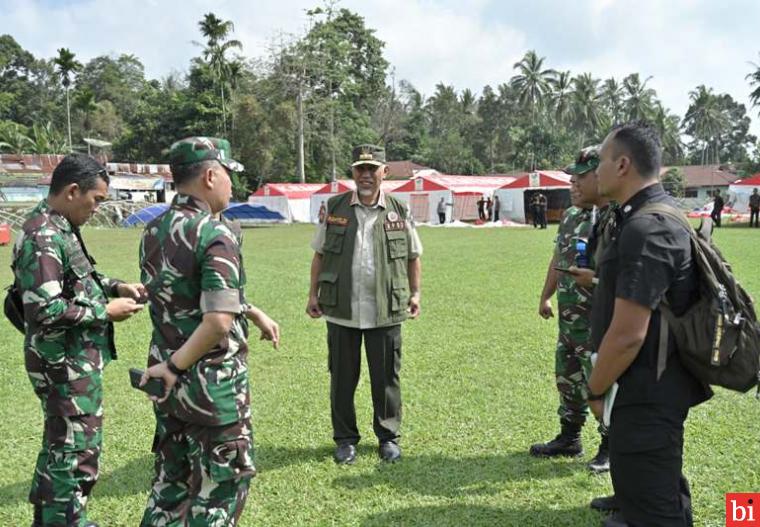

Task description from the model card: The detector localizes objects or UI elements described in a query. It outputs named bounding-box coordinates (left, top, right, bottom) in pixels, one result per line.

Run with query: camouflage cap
left=564, top=144, right=601, bottom=176
left=351, top=144, right=386, bottom=167
left=168, top=137, right=244, bottom=172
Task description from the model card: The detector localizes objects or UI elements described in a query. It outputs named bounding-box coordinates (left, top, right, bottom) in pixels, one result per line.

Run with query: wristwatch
left=166, top=357, right=186, bottom=376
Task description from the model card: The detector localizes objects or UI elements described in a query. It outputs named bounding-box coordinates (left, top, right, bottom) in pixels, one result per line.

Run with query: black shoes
left=379, top=441, right=401, bottom=462
left=588, top=435, right=610, bottom=473
left=530, top=422, right=583, bottom=458
left=334, top=443, right=357, bottom=464
left=590, top=495, right=619, bottom=513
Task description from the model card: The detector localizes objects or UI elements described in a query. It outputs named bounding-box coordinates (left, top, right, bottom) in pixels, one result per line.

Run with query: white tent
left=494, top=171, right=571, bottom=223
left=728, top=174, right=760, bottom=213
left=390, top=174, right=516, bottom=223
left=309, top=180, right=406, bottom=223
left=248, top=183, right=323, bottom=223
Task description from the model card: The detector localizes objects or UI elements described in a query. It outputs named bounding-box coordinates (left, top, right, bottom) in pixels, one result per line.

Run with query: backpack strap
left=632, top=202, right=692, bottom=382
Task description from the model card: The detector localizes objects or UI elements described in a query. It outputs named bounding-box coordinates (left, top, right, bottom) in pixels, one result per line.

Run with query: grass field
left=0, top=223, right=759, bottom=526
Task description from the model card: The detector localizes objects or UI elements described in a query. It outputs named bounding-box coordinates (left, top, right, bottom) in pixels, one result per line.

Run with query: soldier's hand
left=407, top=292, right=421, bottom=319
left=567, top=266, right=595, bottom=288
left=117, top=282, right=147, bottom=302
left=107, top=298, right=144, bottom=322
left=538, top=299, right=554, bottom=319
left=247, top=307, right=280, bottom=349
left=141, top=361, right=177, bottom=404
left=306, top=295, right=323, bottom=318
left=588, top=399, right=604, bottom=421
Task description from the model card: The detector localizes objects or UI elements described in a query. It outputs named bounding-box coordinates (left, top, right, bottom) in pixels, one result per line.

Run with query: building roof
left=731, top=174, right=760, bottom=186
left=393, top=174, right=516, bottom=194
left=500, top=171, right=571, bottom=189
left=662, top=165, right=741, bottom=188
left=384, top=160, right=431, bottom=180
left=251, top=183, right=324, bottom=199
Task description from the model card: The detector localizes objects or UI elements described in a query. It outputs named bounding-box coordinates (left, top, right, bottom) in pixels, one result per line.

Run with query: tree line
left=2, top=5, right=760, bottom=197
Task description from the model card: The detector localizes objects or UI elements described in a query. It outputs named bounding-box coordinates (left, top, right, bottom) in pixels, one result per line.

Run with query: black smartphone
left=552, top=266, right=571, bottom=273
left=129, top=368, right=166, bottom=398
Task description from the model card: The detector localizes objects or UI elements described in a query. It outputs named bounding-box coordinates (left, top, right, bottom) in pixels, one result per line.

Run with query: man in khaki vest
left=306, top=144, right=422, bottom=464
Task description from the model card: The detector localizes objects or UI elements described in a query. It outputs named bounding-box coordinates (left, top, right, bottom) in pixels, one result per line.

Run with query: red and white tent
left=728, top=174, right=760, bottom=212
left=309, top=180, right=406, bottom=223
left=390, top=174, right=516, bottom=223
left=494, top=171, right=571, bottom=223
left=248, top=183, right=324, bottom=222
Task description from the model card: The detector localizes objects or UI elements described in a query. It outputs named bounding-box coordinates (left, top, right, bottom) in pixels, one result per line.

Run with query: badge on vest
left=327, top=215, right=349, bottom=226
left=384, top=211, right=406, bottom=231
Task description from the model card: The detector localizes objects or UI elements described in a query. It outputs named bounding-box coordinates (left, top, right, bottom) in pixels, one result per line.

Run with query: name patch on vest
left=384, top=220, right=406, bottom=231
left=326, top=215, right=349, bottom=226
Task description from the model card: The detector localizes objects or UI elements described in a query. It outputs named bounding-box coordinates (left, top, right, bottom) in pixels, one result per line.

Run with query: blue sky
left=2, top=0, right=760, bottom=136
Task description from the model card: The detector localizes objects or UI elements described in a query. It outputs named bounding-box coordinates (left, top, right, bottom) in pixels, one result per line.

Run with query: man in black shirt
left=587, top=121, right=712, bottom=526
left=710, top=191, right=724, bottom=227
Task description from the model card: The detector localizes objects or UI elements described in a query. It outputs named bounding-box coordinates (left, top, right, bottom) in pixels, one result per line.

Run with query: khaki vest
left=318, top=191, right=410, bottom=326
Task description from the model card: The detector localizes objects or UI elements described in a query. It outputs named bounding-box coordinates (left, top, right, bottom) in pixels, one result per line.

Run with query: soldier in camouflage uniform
left=532, top=145, right=611, bottom=473
left=13, top=153, right=146, bottom=527
left=139, top=137, right=279, bottom=527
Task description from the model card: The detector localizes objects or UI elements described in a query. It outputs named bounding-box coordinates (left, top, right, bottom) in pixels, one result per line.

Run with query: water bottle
left=575, top=238, right=590, bottom=268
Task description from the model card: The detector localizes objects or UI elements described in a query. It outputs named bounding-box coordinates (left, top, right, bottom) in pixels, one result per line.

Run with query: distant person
left=537, top=192, right=548, bottom=229
left=710, top=191, right=724, bottom=227
left=493, top=195, right=501, bottom=222
left=530, top=194, right=540, bottom=227
left=437, top=197, right=447, bottom=224
left=477, top=196, right=486, bottom=221
left=749, top=188, right=759, bottom=228
left=486, top=197, right=493, bottom=222
left=319, top=201, right=327, bottom=223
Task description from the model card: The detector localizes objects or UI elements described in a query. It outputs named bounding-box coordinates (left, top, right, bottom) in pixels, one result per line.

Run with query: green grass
left=0, top=224, right=759, bottom=526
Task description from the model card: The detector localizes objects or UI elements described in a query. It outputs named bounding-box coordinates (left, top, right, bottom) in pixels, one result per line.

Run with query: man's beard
left=358, top=187, right=376, bottom=197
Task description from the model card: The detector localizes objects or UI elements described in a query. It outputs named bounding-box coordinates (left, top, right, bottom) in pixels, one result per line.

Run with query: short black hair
left=50, top=154, right=109, bottom=195
left=609, top=120, right=662, bottom=178
left=171, top=160, right=216, bottom=187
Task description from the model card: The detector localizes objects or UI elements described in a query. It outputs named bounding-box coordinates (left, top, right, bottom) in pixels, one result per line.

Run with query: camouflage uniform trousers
left=555, top=304, right=594, bottom=427
left=141, top=409, right=256, bottom=527
left=28, top=373, right=103, bottom=527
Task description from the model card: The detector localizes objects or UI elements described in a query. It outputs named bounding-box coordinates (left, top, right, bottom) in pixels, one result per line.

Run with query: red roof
left=313, top=180, right=405, bottom=195
left=384, top=160, right=430, bottom=180
left=392, top=174, right=516, bottom=193
left=252, top=183, right=324, bottom=199
left=500, top=171, right=571, bottom=189
left=661, top=165, right=740, bottom=188
left=732, top=174, right=760, bottom=186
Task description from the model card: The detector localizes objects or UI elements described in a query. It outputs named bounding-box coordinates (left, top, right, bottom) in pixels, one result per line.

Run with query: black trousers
left=711, top=210, right=722, bottom=227
left=750, top=207, right=759, bottom=227
left=327, top=322, right=402, bottom=445
left=438, top=212, right=446, bottom=224
left=609, top=404, right=693, bottom=526
left=493, top=211, right=499, bottom=222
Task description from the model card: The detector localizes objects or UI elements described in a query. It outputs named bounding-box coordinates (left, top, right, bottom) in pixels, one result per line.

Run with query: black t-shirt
left=591, top=183, right=712, bottom=411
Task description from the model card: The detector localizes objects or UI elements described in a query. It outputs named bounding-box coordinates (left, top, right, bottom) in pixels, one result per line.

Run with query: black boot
left=529, top=421, right=583, bottom=457
left=588, top=434, right=610, bottom=473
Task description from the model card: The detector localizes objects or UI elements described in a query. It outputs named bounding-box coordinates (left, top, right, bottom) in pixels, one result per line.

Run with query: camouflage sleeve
left=198, top=221, right=244, bottom=314
left=15, top=232, right=108, bottom=334
left=95, top=272, right=124, bottom=297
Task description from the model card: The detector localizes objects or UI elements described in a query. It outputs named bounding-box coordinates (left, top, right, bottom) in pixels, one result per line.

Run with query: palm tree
left=571, top=73, right=602, bottom=147
left=511, top=50, right=556, bottom=168
left=600, top=78, right=624, bottom=124
left=682, top=85, right=729, bottom=165
left=198, top=13, right=242, bottom=135
left=30, top=122, right=67, bottom=154
left=622, top=73, right=656, bottom=121
left=549, top=70, right=573, bottom=127
left=747, top=53, right=760, bottom=112
left=511, top=50, right=556, bottom=123
left=652, top=103, right=684, bottom=164
left=53, top=47, right=82, bottom=152
left=0, top=122, right=33, bottom=154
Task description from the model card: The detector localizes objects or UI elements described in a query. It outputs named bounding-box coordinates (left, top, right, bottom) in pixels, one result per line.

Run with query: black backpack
left=635, top=203, right=760, bottom=394
left=4, top=282, right=24, bottom=333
